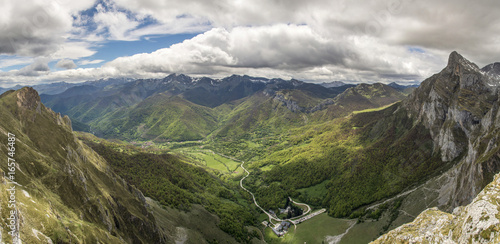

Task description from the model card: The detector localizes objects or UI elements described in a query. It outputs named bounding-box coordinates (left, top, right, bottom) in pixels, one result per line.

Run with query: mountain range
left=40, top=74, right=408, bottom=142
left=319, top=81, right=347, bottom=88
left=0, top=78, right=132, bottom=96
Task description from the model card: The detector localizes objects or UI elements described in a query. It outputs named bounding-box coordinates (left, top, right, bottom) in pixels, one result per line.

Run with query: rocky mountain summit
left=403, top=51, right=500, bottom=209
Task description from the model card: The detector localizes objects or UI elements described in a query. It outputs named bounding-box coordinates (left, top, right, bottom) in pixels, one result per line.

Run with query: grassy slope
left=245, top=102, right=446, bottom=217
left=213, top=84, right=406, bottom=142
left=214, top=92, right=306, bottom=139
left=41, top=84, right=142, bottom=125
left=310, top=83, right=406, bottom=122
left=93, top=93, right=219, bottom=141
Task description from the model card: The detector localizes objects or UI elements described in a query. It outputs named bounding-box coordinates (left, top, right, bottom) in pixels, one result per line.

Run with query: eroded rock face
left=373, top=172, right=500, bottom=243
left=16, top=87, right=41, bottom=111
left=273, top=93, right=304, bottom=112
left=15, top=86, right=73, bottom=129
left=404, top=52, right=493, bottom=162
left=402, top=52, right=500, bottom=210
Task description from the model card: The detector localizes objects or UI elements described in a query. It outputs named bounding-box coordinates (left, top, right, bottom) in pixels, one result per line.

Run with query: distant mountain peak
left=387, top=82, right=409, bottom=87
left=319, top=81, right=346, bottom=88
left=387, top=82, right=419, bottom=92
left=162, top=73, right=194, bottom=84
left=482, top=62, right=500, bottom=76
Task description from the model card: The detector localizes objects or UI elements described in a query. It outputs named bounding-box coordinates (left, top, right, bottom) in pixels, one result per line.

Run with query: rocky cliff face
left=372, top=52, right=500, bottom=242
left=0, top=87, right=166, bottom=243
left=402, top=51, right=500, bottom=209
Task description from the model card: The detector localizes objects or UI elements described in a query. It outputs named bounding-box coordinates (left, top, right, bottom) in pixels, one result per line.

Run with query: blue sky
left=89, top=34, right=198, bottom=64
left=0, top=0, right=499, bottom=86
left=46, top=0, right=199, bottom=70
left=49, top=33, right=198, bottom=70
left=4, top=34, right=201, bottom=72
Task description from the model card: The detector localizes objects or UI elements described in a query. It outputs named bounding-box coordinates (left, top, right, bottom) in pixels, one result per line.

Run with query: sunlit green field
left=264, top=213, right=353, bottom=244
left=351, top=102, right=397, bottom=114
left=169, top=146, right=242, bottom=174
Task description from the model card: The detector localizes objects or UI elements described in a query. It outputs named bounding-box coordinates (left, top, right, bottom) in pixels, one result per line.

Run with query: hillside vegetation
left=79, top=134, right=260, bottom=243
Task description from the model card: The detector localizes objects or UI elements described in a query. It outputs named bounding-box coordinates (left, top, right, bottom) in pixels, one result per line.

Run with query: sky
left=0, top=0, right=499, bottom=87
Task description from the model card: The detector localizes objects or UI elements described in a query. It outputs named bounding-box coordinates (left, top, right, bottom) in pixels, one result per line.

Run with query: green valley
left=35, top=72, right=443, bottom=243
left=37, top=75, right=416, bottom=243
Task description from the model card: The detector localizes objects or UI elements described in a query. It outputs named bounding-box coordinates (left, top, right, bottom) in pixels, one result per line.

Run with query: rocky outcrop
left=373, top=172, right=500, bottom=243
left=309, top=98, right=334, bottom=112
left=272, top=93, right=337, bottom=113
left=15, top=87, right=72, bottom=130
left=273, top=93, right=305, bottom=112
left=16, top=87, right=41, bottom=111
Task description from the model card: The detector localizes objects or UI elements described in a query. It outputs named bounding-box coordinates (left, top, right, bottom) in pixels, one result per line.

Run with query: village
left=263, top=196, right=326, bottom=237
left=239, top=160, right=326, bottom=238
left=265, top=208, right=327, bottom=237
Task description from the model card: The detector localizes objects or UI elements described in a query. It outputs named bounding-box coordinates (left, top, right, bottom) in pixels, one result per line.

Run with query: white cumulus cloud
left=56, top=59, right=77, bottom=69
left=1, top=0, right=500, bottom=86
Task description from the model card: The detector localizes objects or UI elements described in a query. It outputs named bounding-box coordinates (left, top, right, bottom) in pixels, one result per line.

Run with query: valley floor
left=158, top=141, right=414, bottom=243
